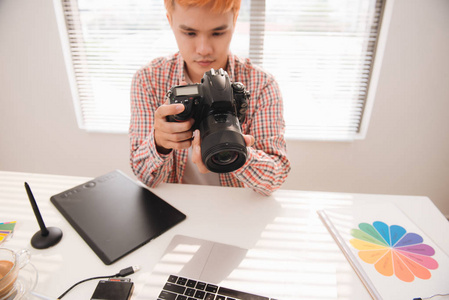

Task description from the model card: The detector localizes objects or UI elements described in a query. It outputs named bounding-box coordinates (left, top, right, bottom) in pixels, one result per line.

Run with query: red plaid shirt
left=129, top=52, right=290, bottom=195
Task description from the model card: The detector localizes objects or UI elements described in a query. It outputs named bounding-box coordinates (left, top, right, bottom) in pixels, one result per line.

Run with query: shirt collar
left=226, top=52, right=236, bottom=82
left=176, top=52, right=187, bottom=85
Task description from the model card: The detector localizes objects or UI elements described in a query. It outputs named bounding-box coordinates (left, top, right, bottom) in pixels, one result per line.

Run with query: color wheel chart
left=349, top=221, right=439, bottom=282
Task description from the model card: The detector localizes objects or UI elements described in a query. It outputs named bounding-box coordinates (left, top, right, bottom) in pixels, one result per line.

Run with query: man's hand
left=154, top=103, right=195, bottom=154
left=191, top=130, right=255, bottom=174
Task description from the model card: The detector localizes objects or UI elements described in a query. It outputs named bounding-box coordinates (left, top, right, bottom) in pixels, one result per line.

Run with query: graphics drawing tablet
left=50, top=170, right=186, bottom=265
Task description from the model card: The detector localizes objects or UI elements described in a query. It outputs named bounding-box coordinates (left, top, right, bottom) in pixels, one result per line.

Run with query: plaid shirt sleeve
left=221, top=60, right=291, bottom=196
left=129, top=58, right=181, bottom=187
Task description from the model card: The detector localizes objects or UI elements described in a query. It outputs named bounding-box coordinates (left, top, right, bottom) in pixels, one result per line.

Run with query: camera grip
left=167, top=97, right=195, bottom=122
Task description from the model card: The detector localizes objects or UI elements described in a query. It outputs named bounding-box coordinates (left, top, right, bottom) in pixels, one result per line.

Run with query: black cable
left=57, top=265, right=139, bottom=299
left=57, top=275, right=112, bottom=299
left=413, top=293, right=449, bottom=300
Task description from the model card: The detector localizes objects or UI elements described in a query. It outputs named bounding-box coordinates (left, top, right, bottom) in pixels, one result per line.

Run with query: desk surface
left=1, top=171, right=448, bottom=300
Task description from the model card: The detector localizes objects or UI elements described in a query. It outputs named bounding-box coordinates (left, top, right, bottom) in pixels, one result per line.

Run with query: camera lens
left=211, top=151, right=239, bottom=166
left=203, top=141, right=246, bottom=173
left=200, top=114, right=247, bottom=173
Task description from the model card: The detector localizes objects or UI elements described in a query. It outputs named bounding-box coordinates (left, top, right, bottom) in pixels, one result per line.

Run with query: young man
left=129, top=0, right=290, bottom=196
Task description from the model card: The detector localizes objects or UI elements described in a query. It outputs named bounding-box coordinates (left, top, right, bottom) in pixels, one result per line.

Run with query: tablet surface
left=50, top=170, right=186, bottom=265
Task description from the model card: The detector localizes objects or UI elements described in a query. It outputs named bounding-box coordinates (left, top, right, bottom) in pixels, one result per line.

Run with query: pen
left=25, top=182, right=49, bottom=236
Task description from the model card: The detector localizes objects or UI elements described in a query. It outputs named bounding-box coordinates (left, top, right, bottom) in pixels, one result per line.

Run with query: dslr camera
left=167, top=68, right=250, bottom=173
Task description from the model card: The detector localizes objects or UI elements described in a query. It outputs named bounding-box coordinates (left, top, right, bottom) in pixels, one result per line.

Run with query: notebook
left=50, top=170, right=186, bottom=265
left=317, top=202, right=449, bottom=300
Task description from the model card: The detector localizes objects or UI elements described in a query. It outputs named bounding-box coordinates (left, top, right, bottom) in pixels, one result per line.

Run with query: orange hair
left=164, top=0, right=241, bottom=18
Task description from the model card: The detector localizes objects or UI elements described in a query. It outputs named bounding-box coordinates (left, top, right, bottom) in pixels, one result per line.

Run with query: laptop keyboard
left=158, top=274, right=276, bottom=300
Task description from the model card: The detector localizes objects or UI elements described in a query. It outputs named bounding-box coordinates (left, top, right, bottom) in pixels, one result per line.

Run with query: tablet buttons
left=84, top=182, right=96, bottom=188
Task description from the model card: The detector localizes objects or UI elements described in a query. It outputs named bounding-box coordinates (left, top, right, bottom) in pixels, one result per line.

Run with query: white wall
left=1, top=0, right=448, bottom=216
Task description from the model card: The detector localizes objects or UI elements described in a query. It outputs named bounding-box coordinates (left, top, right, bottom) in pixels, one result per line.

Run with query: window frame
left=53, top=0, right=394, bottom=141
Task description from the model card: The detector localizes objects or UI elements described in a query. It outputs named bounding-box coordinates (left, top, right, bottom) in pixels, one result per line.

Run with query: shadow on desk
left=135, top=189, right=339, bottom=300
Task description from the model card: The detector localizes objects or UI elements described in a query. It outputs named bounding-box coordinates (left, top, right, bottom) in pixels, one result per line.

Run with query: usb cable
left=57, top=265, right=140, bottom=299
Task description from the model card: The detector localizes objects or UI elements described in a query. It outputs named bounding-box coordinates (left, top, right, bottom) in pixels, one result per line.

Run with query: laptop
left=50, top=170, right=186, bottom=265
left=141, top=235, right=277, bottom=300
left=140, top=235, right=338, bottom=300
left=158, top=274, right=274, bottom=300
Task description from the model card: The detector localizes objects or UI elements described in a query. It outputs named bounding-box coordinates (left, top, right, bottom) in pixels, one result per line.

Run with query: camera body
left=167, top=68, right=250, bottom=173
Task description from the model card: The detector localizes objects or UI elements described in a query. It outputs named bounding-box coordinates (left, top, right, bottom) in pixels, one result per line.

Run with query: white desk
left=1, top=171, right=448, bottom=300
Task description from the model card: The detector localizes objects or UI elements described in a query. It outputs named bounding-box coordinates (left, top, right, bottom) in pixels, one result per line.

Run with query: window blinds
left=59, top=0, right=385, bottom=140
left=258, top=0, right=385, bottom=140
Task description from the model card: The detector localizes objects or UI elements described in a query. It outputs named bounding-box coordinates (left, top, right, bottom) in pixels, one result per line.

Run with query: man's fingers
left=166, top=130, right=194, bottom=143
left=165, top=138, right=193, bottom=150
left=243, top=134, right=255, bottom=147
left=153, top=103, right=194, bottom=153
left=156, top=118, right=194, bottom=134
left=192, top=130, right=210, bottom=173
left=192, top=130, right=200, bottom=147
left=155, top=103, right=185, bottom=119
left=191, top=130, right=201, bottom=161
left=154, top=103, right=194, bottom=135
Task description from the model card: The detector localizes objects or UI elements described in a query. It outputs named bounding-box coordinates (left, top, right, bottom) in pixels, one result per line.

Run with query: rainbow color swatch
left=0, top=221, right=16, bottom=245
left=349, top=221, right=438, bottom=282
